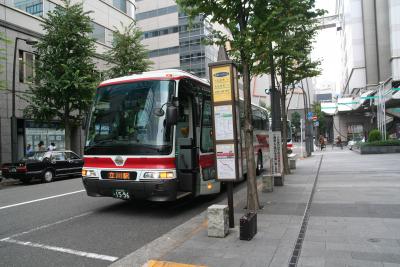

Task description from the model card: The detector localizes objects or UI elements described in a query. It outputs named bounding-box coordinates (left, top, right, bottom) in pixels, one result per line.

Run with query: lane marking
left=144, top=260, right=206, bottom=267
left=0, top=212, right=93, bottom=241
left=0, top=190, right=85, bottom=211
left=1, top=238, right=118, bottom=262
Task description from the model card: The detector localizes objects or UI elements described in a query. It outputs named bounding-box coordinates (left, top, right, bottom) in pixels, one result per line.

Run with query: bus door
left=176, top=79, right=199, bottom=194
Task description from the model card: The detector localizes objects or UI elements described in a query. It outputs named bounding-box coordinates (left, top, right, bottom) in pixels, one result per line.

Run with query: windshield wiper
left=84, top=139, right=116, bottom=151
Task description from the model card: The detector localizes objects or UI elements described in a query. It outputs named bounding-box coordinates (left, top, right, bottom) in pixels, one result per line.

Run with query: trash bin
left=240, top=212, right=257, bottom=240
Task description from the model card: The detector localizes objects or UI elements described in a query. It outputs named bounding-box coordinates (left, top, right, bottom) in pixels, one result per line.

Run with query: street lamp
left=11, top=37, right=38, bottom=162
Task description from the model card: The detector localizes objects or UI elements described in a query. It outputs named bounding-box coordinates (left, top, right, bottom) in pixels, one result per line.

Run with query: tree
left=253, top=0, right=325, bottom=174
left=24, top=0, right=98, bottom=150
left=105, top=22, right=152, bottom=78
left=176, top=0, right=261, bottom=211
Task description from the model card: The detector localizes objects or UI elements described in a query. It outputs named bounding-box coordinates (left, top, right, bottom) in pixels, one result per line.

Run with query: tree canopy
left=24, top=0, right=98, bottom=149
left=105, top=22, right=152, bottom=79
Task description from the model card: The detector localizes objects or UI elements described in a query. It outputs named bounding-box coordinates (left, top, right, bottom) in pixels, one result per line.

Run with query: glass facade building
left=136, top=1, right=219, bottom=79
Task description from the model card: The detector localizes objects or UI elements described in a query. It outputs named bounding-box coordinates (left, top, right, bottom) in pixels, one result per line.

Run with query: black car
left=1, top=150, right=84, bottom=184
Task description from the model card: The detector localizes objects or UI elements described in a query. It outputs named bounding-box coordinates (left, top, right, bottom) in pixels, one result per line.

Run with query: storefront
left=21, top=120, right=65, bottom=156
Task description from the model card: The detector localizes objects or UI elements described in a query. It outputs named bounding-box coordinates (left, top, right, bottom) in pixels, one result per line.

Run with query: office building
left=135, top=0, right=219, bottom=78
left=0, top=0, right=135, bottom=163
left=331, top=0, right=400, bottom=140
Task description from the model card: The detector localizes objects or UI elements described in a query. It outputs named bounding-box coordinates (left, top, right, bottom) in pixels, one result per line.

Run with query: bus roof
left=98, top=69, right=210, bottom=88
left=98, top=69, right=268, bottom=112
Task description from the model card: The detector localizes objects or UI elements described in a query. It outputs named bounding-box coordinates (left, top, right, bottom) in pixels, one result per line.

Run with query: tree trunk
left=242, top=61, right=260, bottom=212
left=281, top=92, right=290, bottom=174
left=280, top=63, right=290, bottom=175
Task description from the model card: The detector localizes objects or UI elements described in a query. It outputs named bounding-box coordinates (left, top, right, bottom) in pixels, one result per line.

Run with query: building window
left=143, top=26, right=179, bottom=40
left=113, top=0, right=126, bottom=12
left=112, top=0, right=134, bottom=17
left=201, top=99, right=214, bottom=152
left=148, top=46, right=180, bottom=58
left=19, top=50, right=36, bottom=83
left=136, top=5, right=178, bottom=21
left=14, top=0, right=43, bottom=16
left=91, top=22, right=106, bottom=44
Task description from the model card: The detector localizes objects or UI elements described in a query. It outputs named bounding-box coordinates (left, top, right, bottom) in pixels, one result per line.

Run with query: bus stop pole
left=227, top=182, right=234, bottom=228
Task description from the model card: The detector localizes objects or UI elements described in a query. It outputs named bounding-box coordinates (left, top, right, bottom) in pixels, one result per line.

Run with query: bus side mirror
left=166, top=105, right=178, bottom=126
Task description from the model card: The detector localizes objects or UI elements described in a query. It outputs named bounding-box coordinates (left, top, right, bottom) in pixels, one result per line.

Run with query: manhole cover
left=368, top=238, right=380, bottom=243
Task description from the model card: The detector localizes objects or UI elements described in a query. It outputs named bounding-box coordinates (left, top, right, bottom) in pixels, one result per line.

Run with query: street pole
left=269, top=42, right=281, bottom=132
left=300, top=119, right=304, bottom=157
left=11, top=37, right=37, bottom=162
left=305, top=78, right=314, bottom=152
left=11, top=38, right=20, bottom=163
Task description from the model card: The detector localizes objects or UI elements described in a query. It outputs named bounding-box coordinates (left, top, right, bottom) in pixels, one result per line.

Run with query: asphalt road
left=0, top=177, right=246, bottom=267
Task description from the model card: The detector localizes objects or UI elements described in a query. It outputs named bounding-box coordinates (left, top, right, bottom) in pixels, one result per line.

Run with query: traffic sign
left=314, top=121, right=319, bottom=127
left=312, top=116, right=318, bottom=121
left=307, top=112, right=313, bottom=120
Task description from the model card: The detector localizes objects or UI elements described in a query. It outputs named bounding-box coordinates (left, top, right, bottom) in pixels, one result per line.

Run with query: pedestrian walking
left=336, top=136, right=343, bottom=149
left=26, top=144, right=33, bottom=156
left=38, top=141, right=46, bottom=151
left=319, top=135, right=325, bottom=150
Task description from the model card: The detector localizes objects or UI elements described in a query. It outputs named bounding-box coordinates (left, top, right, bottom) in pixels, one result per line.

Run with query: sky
left=312, top=0, right=341, bottom=95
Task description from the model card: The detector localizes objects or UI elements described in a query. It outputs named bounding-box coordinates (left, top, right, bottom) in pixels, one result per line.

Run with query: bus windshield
left=85, top=80, right=175, bottom=155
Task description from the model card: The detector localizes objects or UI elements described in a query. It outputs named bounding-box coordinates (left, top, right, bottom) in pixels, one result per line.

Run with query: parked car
left=1, top=150, right=84, bottom=184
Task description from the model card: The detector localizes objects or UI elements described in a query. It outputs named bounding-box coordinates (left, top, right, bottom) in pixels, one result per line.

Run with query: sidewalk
left=112, top=149, right=400, bottom=267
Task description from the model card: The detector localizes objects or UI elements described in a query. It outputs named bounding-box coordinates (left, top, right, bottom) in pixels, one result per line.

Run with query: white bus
left=82, top=69, right=269, bottom=201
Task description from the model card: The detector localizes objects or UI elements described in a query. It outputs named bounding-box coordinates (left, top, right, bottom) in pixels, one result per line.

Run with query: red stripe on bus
left=84, top=157, right=176, bottom=169
left=199, top=154, right=214, bottom=168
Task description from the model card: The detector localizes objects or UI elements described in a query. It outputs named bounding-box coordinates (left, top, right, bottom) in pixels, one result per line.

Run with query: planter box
left=360, top=145, right=400, bottom=154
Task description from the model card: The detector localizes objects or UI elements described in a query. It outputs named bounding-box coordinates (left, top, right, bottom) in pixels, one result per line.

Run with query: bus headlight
left=143, top=171, right=175, bottom=179
left=82, top=169, right=97, bottom=177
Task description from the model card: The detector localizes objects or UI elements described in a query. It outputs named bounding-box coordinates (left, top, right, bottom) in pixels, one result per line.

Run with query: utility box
left=240, top=212, right=257, bottom=241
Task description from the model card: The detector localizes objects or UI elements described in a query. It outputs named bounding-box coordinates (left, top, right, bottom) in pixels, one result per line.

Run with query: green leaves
left=105, top=22, right=152, bottom=79
left=24, top=0, right=98, bottom=127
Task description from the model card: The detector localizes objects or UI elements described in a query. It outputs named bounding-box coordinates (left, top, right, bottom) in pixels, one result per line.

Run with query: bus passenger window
left=201, top=100, right=214, bottom=152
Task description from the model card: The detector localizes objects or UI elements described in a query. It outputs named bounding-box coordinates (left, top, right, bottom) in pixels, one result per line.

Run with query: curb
left=111, top=179, right=252, bottom=267
left=110, top=210, right=208, bottom=267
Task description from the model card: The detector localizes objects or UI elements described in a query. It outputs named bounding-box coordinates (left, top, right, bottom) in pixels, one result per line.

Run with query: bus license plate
left=113, top=189, right=130, bottom=200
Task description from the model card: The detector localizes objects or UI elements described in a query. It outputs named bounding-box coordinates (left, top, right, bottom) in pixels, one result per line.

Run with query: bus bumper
left=82, top=177, right=178, bottom=202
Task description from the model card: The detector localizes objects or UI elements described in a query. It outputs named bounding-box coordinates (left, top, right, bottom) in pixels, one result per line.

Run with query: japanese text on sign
left=211, top=65, right=232, bottom=102
left=214, top=105, right=234, bottom=140
left=216, top=144, right=236, bottom=180
left=270, top=131, right=283, bottom=177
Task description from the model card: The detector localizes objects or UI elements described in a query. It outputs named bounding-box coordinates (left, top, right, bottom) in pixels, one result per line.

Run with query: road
left=0, top=177, right=245, bottom=266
